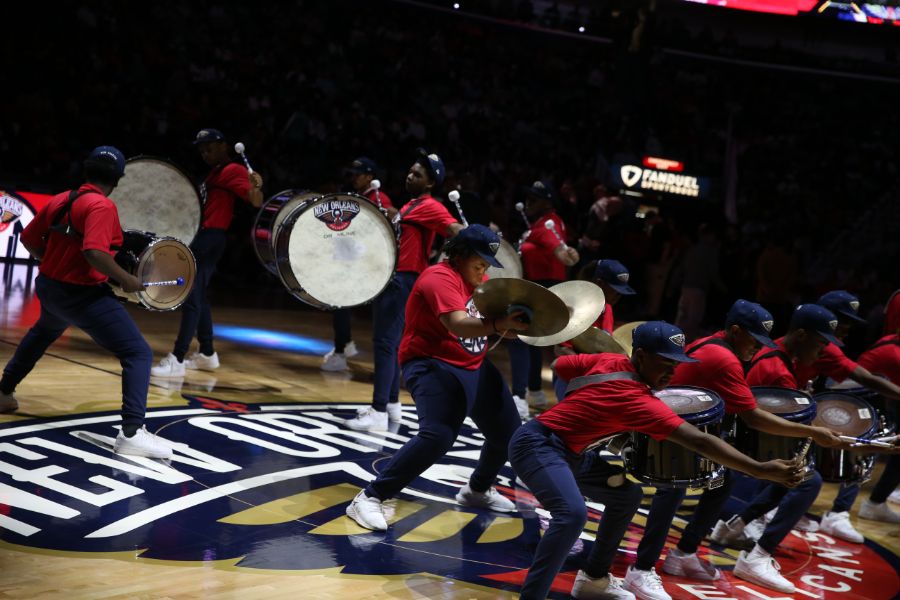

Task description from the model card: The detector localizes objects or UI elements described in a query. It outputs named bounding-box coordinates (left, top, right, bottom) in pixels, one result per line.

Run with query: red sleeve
left=713, top=354, right=758, bottom=413
left=408, top=199, right=456, bottom=234
left=80, top=200, right=120, bottom=254
left=416, top=268, right=468, bottom=317
left=621, top=390, right=685, bottom=441
left=20, top=203, right=54, bottom=250
left=813, top=343, right=858, bottom=383
left=378, top=191, right=393, bottom=209
left=554, top=354, right=596, bottom=381
left=219, top=163, right=252, bottom=201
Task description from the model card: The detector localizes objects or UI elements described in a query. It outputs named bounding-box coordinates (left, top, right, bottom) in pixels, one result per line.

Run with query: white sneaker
left=346, top=490, right=387, bottom=531
left=344, top=406, right=388, bottom=431
left=733, top=547, right=796, bottom=594
left=321, top=351, right=349, bottom=372
left=528, top=389, right=549, bottom=410
left=386, top=402, right=403, bottom=422
left=455, top=483, right=516, bottom=513
left=624, top=566, right=671, bottom=600
left=151, top=353, right=185, bottom=378
left=820, top=511, right=863, bottom=543
left=661, top=548, right=721, bottom=581
left=513, top=395, right=530, bottom=420
left=743, top=516, right=767, bottom=542
left=344, top=341, right=359, bottom=358
left=888, top=490, right=900, bottom=505
left=572, top=570, right=635, bottom=599
left=710, top=516, right=754, bottom=549
left=859, top=499, right=900, bottom=523
left=0, top=391, right=18, bottom=413
left=114, top=426, right=173, bottom=459
left=184, top=351, right=219, bottom=371
left=794, top=514, right=819, bottom=532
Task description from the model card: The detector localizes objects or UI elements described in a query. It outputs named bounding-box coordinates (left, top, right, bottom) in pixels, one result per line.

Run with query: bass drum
left=624, top=386, right=726, bottom=489
left=738, top=387, right=817, bottom=462
left=252, top=189, right=321, bottom=274
left=274, top=192, right=398, bottom=309
left=813, top=391, right=879, bottom=483
left=108, top=157, right=201, bottom=245
left=111, top=230, right=196, bottom=311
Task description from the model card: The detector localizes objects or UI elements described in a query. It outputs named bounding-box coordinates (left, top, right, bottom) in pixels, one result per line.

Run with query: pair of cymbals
left=570, top=326, right=626, bottom=355
left=473, top=278, right=570, bottom=337
left=518, top=281, right=606, bottom=347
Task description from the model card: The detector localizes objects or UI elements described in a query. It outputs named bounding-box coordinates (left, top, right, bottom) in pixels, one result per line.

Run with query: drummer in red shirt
left=509, top=321, right=803, bottom=600
left=509, top=180, right=579, bottom=418
left=345, top=224, right=528, bottom=530
left=152, top=128, right=263, bottom=378
left=343, top=149, right=464, bottom=432
left=0, top=146, right=171, bottom=458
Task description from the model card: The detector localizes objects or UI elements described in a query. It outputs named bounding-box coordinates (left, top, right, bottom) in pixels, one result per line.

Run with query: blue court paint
left=214, top=324, right=332, bottom=355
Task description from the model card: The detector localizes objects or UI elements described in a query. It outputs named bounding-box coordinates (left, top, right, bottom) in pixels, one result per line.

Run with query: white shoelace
left=646, top=569, right=665, bottom=590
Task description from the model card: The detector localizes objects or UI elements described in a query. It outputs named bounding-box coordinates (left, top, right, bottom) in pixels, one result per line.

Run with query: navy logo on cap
left=314, top=199, right=362, bottom=232
left=669, top=333, right=686, bottom=347
left=762, top=320, right=774, bottom=333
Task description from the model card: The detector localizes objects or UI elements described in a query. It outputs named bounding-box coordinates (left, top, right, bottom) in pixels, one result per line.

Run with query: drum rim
left=273, top=191, right=399, bottom=309
left=133, top=235, right=197, bottom=312
left=812, top=392, right=879, bottom=438
left=749, top=386, right=817, bottom=422
left=252, top=188, right=320, bottom=274
left=654, top=385, right=725, bottom=427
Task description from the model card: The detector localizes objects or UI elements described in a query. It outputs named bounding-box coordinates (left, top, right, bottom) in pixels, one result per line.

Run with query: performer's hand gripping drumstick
left=234, top=142, right=254, bottom=174
left=448, top=190, right=468, bottom=227
left=544, top=219, right=568, bottom=249
left=235, top=142, right=264, bottom=207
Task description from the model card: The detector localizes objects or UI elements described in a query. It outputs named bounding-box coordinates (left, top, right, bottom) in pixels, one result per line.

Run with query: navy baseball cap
left=454, top=224, right=503, bottom=268
left=726, top=299, right=777, bottom=348
left=347, top=157, right=377, bottom=175
left=415, top=148, right=445, bottom=187
left=193, top=128, right=226, bottom=145
left=790, top=304, right=843, bottom=346
left=524, top=180, right=555, bottom=202
left=594, top=260, right=636, bottom=295
left=87, top=145, right=126, bottom=178
left=632, top=321, right=699, bottom=363
left=817, top=290, right=866, bottom=324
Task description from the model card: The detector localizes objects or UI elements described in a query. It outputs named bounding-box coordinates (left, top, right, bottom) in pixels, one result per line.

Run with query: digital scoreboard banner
left=682, top=0, right=900, bottom=24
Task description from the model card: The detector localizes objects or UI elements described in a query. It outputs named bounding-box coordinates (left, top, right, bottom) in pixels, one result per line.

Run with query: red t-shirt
left=746, top=339, right=799, bottom=389
left=396, top=195, right=456, bottom=274
left=538, top=354, right=684, bottom=454
left=363, top=187, right=393, bottom=210
left=794, top=342, right=858, bottom=386
left=670, top=331, right=757, bottom=414
left=884, top=290, right=900, bottom=335
left=857, top=335, right=900, bottom=386
left=201, top=162, right=252, bottom=229
left=398, top=261, right=487, bottom=370
left=520, top=211, right=567, bottom=281
left=21, top=183, right=123, bottom=286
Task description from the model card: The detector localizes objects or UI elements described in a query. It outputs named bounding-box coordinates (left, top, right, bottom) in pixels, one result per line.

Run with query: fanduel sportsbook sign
left=615, top=164, right=707, bottom=199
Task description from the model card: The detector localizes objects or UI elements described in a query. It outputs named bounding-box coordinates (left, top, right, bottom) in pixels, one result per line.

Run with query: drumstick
left=448, top=190, right=468, bottom=227
left=514, top=202, right=531, bottom=228
left=544, top=219, right=568, bottom=250
left=143, top=277, right=185, bottom=287
left=234, top=142, right=254, bottom=174
left=839, top=435, right=894, bottom=448
left=370, top=179, right=384, bottom=211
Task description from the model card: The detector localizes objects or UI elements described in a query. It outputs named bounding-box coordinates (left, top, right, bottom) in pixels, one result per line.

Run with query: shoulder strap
left=49, top=189, right=92, bottom=237
left=565, top=371, right=642, bottom=396
left=749, top=349, right=796, bottom=378
left=686, top=337, right=732, bottom=357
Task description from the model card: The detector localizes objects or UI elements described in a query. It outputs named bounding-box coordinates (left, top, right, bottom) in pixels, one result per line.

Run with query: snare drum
left=624, top=386, right=726, bottom=489
left=252, top=189, right=321, bottom=274
left=824, top=379, right=895, bottom=435
left=738, top=387, right=817, bottom=462
left=813, top=392, right=878, bottom=483
left=111, top=230, right=196, bottom=311
left=273, top=192, right=397, bottom=309
left=108, top=157, right=202, bottom=245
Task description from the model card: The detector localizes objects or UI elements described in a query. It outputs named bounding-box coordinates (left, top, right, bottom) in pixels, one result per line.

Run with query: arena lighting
left=214, top=324, right=332, bottom=355
left=578, top=26, right=585, bottom=32
left=453, top=2, right=460, bottom=9
left=643, top=156, right=684, bottom=172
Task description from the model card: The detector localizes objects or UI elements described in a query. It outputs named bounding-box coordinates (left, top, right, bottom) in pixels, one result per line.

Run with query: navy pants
left=507, top=279, right=560, bottom=398
left=365, top=358, right=521, bottom=501
left=174, top=228, right=227, bottom=359
left=509, top=420, right=644, bottom=600
left=332, top=308, right=352, bottom=353
left=736, top=471, right=823, bottom=553
left=1, top=275, right=151, bottom=429
left=831, top=482, right=859, bottom=513
left=370, top=271, right=417, bottom=412
left=635, top=472, right=734, bottom=571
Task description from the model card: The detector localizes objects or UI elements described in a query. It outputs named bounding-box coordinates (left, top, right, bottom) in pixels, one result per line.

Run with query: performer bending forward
left=346, top=225, right=529, bottom=530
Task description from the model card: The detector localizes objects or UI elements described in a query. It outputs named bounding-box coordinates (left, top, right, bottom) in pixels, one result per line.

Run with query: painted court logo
left=314, top=199, right=361, bottom=231
left=0, top=403, right=897, bottom=598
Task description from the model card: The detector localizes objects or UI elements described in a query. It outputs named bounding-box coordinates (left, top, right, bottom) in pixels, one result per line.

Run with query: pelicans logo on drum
left=314, top=198, right=362, bottom=231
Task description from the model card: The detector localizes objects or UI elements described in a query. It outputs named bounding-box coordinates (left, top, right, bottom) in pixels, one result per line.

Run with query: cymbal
left=519, top=281, right=606, bottom=347
left=486, top=239, right=523, bottom=279
left=473, top=278, right=569, bottom=337
left=570, top=326, right=626, bottom=355
left=612, top=321, right=646, bottom=357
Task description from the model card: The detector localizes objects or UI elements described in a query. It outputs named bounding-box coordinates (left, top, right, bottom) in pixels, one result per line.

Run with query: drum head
left=252, top=189, right=320, bottom=273
left=486, top=239, right=523, bottom=279
left=654, top=386, right=724, bottom=426
left=279, top=193, right=397, bottom=308
left=135, top=238, right=196, bottom=310
left=109, top=157, right=201, bottom=244
left=751, top=387, right=816, bottom=422
left=813, top=393, right=877, bottom=437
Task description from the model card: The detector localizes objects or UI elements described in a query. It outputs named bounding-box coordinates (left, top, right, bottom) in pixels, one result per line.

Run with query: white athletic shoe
left=733, top=547, right=795, bottom=594
left=743, top=516, right=767, bottom=542
left=455, top=483, right=516, bottom=513
left=528, top=389, right=549, bottom=410
left=661, top=548, right=721, bottom=581
left=344, top=341, right=359, bottom=358
left=794, top=514, right=819, bottom=532
left=344, top=406, right=388, bottom=431
left=710, top=516, right=753, bottom=549
left=386, top=401, right=403, bottom=422
left=151, top=353, right=185, bottom=378
left=888, top=489, right=900, bottom=505
left=513, top=395, right=530, bottom=420
left=184, top=351, right=219, bottom=371
left=859, top=499, right=900, bottom=523
left=114, top=426, right=173, bottom=459
left=346, top=490, right=387, bottom=531
left=820, top=511, right=863, bottom=543
left=0, top=391, right=18, bottom=413
left=572, top=571, right=635, bottom=599
left=624, top=566, right=671, bottom=600
left=321, top=351, right=349, bottom=372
